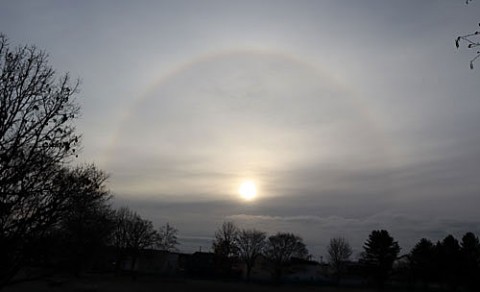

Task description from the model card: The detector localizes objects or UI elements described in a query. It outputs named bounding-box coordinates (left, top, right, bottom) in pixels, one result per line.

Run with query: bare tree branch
left=456, top=1, right=480, bottom=69
left=0, top=33, right=82, bottom=286
left=237, top=229, right=266, bottom=281
left=327, top=237, right=352, bottom=284
left=157, top=222, right=179, bottom=252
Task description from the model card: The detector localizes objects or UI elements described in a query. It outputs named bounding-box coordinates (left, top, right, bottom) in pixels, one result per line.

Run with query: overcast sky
left=1, top=0, right=480, bottom=258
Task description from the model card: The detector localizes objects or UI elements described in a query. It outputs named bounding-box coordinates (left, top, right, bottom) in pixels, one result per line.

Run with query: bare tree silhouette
left=327, top=237, right=352, bottom=284
left=455, top=0, right=480, bottom=69
left=111, top=207, right=158, bottom=277
left=212, top=221, right=239, bottom=277
left=236, top=229, right=266, bottom=281
left=212, top=221, right=238, bottom=257
left=52, top=164, right=112, bottom=275
left=157, top=222, right=179, bottom=252
left=0, top=33, right=81, bottom=286
left=264, top=232, right=309, bottom=282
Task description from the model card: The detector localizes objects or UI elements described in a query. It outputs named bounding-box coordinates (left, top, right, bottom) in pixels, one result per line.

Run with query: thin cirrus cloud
left=106, top=49, right=390, bottom=200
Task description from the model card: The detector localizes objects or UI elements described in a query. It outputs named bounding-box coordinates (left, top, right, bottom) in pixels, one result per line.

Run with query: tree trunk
left=273, top=266, right=282, bottom=283
left=246, top=264, right=252, bottom=282
left=130, top=255, right=138, bottom=281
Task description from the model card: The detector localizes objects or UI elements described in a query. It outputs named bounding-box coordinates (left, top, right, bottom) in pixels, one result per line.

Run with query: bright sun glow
left=239, top=181, right=257, bottom=201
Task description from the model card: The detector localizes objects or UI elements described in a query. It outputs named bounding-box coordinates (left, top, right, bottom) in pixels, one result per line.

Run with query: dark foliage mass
left=408, top=233, right=480, bottom=291
left=460, top=232, right=480, bottom=289
left=360, top=230, right=400, bottom=288
left=409, top=238, right=436, bottom=284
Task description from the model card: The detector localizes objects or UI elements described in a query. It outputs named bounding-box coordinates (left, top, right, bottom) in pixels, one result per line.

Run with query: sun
left=239, top=181, right=257, bottom=201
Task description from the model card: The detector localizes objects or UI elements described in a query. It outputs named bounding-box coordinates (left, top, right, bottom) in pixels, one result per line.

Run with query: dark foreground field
left=2, top=275, right=413, bottom=292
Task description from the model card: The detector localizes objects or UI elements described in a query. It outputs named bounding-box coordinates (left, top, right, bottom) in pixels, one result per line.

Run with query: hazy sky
left=1, top=0, right=480, bottom=258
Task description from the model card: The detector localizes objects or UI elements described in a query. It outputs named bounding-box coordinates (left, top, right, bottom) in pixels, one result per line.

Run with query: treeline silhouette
left=210, top=222, right=480, bottom=291
left=2, top=33, right=480, bottom=291
left=406, top=233, right=480, bottom=291
left=0, top=33, right=179, bottom=287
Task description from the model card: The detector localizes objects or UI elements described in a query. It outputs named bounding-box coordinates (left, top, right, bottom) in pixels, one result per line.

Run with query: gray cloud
left=1, top=0, right=479, bottom=258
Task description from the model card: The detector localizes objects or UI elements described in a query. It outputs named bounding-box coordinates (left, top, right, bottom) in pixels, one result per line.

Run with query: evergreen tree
left=361, top=230, right=400, bottom=288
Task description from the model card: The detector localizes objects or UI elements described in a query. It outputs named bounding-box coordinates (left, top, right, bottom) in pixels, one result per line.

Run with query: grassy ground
left=3, top=274, right=412, bottom=292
